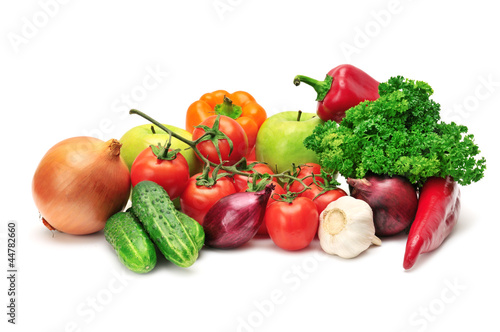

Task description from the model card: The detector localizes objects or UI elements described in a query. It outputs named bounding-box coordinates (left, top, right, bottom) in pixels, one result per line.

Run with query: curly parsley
left=303, top=76, right=486, bottom=186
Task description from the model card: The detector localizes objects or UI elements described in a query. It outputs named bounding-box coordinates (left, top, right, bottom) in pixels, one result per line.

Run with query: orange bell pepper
left=186, top=90, right=267, bottom=149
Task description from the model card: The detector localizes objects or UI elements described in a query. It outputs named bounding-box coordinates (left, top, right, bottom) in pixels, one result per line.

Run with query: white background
left=1, top=1, right=499, bottom=331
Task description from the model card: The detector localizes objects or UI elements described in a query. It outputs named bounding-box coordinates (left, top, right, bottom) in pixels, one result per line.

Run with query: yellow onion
left=32, top=137, right=131, bottom=235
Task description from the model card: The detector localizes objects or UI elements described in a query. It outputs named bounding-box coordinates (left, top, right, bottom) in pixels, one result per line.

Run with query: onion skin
left=347, top=174, right=418, bottom=237
left=32, top=137, right=131, bottom=235
left=203, top=184, right=274, bottom=249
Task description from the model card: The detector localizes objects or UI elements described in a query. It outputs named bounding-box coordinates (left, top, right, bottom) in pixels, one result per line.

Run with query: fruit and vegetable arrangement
left=31, top=64, right=486, bottom=272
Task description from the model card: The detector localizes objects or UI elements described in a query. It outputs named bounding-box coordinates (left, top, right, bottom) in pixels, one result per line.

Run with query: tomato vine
left=129, top=109, right=338, bottom=200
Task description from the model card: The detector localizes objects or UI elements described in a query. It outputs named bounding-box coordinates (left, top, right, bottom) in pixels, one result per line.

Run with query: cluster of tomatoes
left=128, top=90, right=347, bottom=252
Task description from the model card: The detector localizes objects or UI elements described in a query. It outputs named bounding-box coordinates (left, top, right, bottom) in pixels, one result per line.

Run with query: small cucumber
left=132, top=181, right=202, bottom=268
left=176, top=211, right=205, bottom=251
left=104, top=211, right=156, bottom=273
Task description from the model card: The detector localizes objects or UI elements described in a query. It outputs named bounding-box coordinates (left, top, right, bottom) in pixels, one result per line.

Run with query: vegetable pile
left=32, top=65, right=486, bottom=273
left=304, top=75, right=485, bottom=269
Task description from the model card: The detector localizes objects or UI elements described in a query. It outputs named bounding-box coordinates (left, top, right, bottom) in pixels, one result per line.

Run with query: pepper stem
left=293, top=74, right=333, bottom=102
left=214, top=96, right=242, bottom=120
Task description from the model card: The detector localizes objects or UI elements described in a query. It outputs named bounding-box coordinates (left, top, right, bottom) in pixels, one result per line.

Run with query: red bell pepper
left=294, top=64, right=380, bottom=123
left=403, top=176, right=461, bottom=270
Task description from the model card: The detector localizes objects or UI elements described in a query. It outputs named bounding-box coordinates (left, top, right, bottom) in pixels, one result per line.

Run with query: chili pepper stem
left=293, top=74, right=333, bottom=102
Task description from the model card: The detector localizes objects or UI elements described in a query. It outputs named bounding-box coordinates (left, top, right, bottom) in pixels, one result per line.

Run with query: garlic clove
left=372, top=236, right=382, bottom=246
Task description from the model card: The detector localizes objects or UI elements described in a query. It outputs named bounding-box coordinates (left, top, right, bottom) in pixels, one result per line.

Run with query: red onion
left=203, top=184, right=274, bottom=249
left=347, top=174, right=417, bottom=236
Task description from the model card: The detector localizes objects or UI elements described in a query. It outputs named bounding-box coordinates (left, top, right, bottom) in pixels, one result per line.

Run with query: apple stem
left=150, top=125, right=156, bottom=134
left=297, top=110, right=302, bottom=122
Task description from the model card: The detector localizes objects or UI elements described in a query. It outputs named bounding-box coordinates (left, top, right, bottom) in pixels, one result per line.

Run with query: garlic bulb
left=318, top=196, right=381, bottom=258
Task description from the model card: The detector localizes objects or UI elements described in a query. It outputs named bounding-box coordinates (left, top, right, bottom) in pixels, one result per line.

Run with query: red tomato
left=288, top=163, right=325, bottom=193
left=254, top=183, right=287, bottom=236
left=131, top=147, right=190, bottom=199
left=233, top=162, right=277, bottom=192
left=192, top=115, right=248, bottom=166
left=179, top=173, right=236, bottom=225
left=299, top=184, right=348, bottom=215
left=265, top=197, right=319, bottom=250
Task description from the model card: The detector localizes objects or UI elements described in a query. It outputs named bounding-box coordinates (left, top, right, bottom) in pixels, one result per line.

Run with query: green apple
left=255, top=111, right=324, bottom=173
left=119, top=123, right=202, bottom=176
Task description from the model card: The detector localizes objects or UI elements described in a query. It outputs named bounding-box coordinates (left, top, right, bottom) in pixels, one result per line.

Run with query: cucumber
left=131, top=181, right=202, bottom=268
left=176, top=211, right=205, bottom=251
left=104, top=211, right=156, bottom=273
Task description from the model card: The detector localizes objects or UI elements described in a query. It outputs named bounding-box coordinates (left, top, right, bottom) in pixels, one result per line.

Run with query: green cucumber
left=176, top=211, right=205, bottom=251
left=132, top=181, right=202, bottom=268
left=104, top=211, right=156, bottom=273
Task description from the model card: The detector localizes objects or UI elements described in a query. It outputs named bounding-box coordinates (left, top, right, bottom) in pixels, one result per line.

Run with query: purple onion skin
left=347, top=174, right=418, bottom=237
left=203, top=184, right=274, bottom=249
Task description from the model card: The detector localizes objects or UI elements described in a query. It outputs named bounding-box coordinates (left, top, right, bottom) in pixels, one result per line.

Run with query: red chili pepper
left=293, top=64, right=379, bottom=123
left=403, top=176, right=461, bottom=270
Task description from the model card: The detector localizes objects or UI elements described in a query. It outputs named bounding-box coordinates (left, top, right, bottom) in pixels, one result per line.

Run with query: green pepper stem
left=214, top=96, right=242, bottom=120
left=293, top=74, right=333, bottom=102
left=220, top=96, right=234, bottom=112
